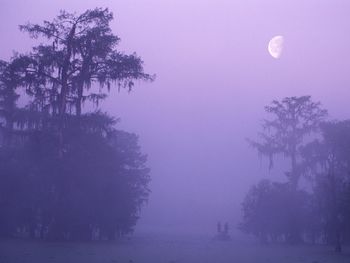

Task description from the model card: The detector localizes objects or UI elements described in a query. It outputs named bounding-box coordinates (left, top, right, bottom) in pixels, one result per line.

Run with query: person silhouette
left=217, top=221, right=222, bottom=234
left=224, top=222, right=229, bottom=235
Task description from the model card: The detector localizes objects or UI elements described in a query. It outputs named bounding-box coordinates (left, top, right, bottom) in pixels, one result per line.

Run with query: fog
left=1, top=0, right=350, bottom=257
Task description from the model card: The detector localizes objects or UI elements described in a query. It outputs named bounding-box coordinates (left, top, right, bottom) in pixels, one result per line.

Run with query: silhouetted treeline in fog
left=241, top=96, right=350, bottom=252
left=0, top=8, right=153, bottom=241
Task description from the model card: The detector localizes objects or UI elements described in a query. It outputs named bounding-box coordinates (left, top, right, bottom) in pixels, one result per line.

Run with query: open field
left=1, top=234, right=350, bottom=263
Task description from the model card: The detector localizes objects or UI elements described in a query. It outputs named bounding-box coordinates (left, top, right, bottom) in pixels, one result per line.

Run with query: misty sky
left=1, top=0, right=350, bottom=235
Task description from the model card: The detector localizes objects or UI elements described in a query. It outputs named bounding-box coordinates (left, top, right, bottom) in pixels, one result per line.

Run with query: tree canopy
left=243, top=97, right=350, bottom=252
left=249, top=96, right=327, bottom=188
left=0, top=8, right=152, bottom=241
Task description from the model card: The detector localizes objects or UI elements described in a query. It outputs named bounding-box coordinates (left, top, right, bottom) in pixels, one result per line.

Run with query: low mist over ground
left=1, top=235, right=350, bottom=263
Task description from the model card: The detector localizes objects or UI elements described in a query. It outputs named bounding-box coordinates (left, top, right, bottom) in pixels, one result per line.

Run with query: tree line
left=0, top=8, right=153, bottom=241
left=241, top=96, right=350, bottom=252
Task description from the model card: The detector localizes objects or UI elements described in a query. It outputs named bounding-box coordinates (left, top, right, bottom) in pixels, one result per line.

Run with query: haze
left=1, top=0, right=350, bottom=237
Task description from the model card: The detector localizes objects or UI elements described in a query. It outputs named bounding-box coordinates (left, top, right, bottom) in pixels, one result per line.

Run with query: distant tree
left=249, top=96, right=327, bottom=188
left=244, top=96, right=327, bottom=244
left=0, top=57, right=26, bottom=145
left=240, top=179, right=311, bottom=244
left=301, top=120, right=350, bottom=252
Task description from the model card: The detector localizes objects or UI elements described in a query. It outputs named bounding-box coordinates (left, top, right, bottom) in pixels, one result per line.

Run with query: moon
left=268, top=35, right=284, bottom=59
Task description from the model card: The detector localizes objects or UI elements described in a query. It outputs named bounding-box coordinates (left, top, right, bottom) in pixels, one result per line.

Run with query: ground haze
left=1, top=235, right=350, bottom=263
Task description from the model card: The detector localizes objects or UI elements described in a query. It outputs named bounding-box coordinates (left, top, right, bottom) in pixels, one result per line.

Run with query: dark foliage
left=240, top=180, right=312, bottom=244
left=242, top=97, right=350, bottom=252
left=248, top=96, right=327, bottom=188
left=0, top=8, right=151, bottom=241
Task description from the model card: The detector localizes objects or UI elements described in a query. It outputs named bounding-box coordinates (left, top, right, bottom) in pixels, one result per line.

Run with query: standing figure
left=224, top=222, right=229, bottom=235
left=217, top=221, right=222, bottom=234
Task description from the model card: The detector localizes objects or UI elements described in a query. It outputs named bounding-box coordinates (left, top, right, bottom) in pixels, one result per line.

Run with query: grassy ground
left=0, top=234, right=350, bottom=263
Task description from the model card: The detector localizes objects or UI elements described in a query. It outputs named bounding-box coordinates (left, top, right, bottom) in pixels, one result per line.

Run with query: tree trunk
left=329, top=158, right=342, bottom=253
left=59, top=24, right=76, bottom=116
left=290, top=141, right=299, bottom=190
left=75, top=52, right=92, bottom=117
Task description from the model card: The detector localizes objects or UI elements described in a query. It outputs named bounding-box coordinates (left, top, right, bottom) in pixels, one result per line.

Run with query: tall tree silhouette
left=249, top=96, right=327, bottom=188
left=0, top=8, right=152, bottom=241
left=20, top=8, right=153, bottom=117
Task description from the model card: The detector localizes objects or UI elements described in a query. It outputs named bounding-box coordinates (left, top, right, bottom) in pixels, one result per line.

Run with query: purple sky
left=1, top=0, right=350, bottom=234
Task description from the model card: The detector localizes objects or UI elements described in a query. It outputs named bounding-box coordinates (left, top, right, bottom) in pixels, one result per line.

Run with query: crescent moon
left=268, top=35, right=284, bottom=59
